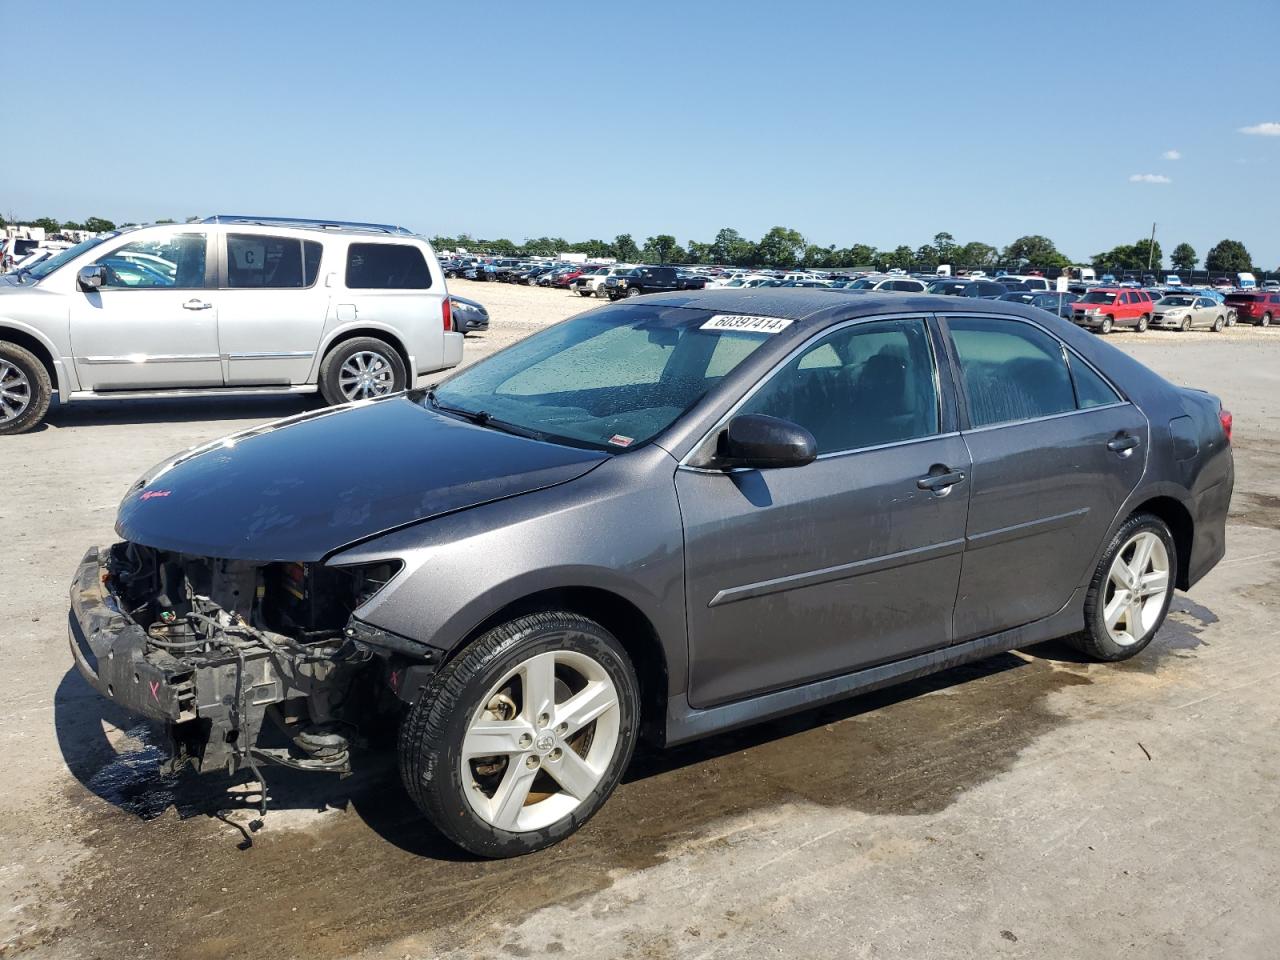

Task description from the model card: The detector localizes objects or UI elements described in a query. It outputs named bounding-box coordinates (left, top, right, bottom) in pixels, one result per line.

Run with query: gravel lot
left=2, top=283, right=1278, bottom=960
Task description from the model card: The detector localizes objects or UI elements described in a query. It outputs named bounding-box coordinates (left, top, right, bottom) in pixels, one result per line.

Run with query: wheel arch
left=316, top=326, right=412, bottom=382
left=451, top=586, right=670, bottom=745
left=0, top=322, right=62, bottom=393
left=1129, top=495, right=1194, bottom=590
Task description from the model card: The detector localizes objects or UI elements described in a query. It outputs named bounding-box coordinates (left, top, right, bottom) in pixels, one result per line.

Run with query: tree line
left=2, top=212, right=1263, bottom=275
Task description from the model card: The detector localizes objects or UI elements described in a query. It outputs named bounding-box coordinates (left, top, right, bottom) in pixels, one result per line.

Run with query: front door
left=942, top=314, right=1148, bottom=641
left=70, top=231, right=221, bottom=390
left=677, top=316, right=971, bottom=708
left=218, top=232, right=330, bottom=385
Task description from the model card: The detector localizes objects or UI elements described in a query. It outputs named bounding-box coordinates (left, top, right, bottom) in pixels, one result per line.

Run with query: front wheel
left=1069, top=513, right=1176, bottom=661
left=1136, top=313, right=1150, bottom=333
left=1213, top=315, right=1225, bottom=332
left=1262, top=312, right=1273, bottom=327
left=318, top=337, right=407, bottom=405
left=625, top=286, right=642, bottom=298
left=399, top=612, right=640, bottom=858
left=0, top=341, right=53, bottom=435
left=1181, top=317, right=1192, bottom=332
left=1099, top=316, right=1114, bottom=334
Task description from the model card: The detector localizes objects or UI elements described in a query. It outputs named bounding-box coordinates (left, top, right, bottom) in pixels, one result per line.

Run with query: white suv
left=0, top=216, right=462, bottom=434
left=571, top=265, right=636, bottom=298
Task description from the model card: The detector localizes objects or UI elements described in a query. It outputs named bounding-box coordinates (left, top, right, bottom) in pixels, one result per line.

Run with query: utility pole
left=1147, top=222, right=1157, bottom=272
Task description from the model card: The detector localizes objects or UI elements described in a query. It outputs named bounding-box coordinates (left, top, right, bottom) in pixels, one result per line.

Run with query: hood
left=116, top=394, right=609, bottom=562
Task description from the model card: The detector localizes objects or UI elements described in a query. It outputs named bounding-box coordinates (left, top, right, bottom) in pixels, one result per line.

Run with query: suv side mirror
left=713, top=414, right=817, bottom=470
left=77, top=264, right=106, bottom=291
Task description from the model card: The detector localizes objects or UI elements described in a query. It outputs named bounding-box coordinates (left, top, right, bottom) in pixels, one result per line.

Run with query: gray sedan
left=70, top=290, right=1233, bottom=858
left=1152, top=295, right=1227, bottom=332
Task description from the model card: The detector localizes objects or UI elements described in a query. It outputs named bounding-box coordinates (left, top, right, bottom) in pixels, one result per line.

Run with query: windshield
left=429, top=303, right=779, bottom=450
left=1159, top=296, right=1194, bottom=306
left=1081, top=291, right=1117, bottom=304
left=24, top=232, right=120, bottom=280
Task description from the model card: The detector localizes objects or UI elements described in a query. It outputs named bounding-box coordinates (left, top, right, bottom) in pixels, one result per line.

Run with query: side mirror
left=77, top=264, right=106, bottom=291
left=714, top=414, right=817, bottom=470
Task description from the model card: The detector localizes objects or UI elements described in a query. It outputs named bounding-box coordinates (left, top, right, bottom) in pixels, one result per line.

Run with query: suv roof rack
left=200, top=215, right=414, bottom=236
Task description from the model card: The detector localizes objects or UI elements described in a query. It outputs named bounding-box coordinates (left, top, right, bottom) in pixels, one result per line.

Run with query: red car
left=550, top=268, right=586, bottom=288
left=1224, top=292, right=1280, bottom=326
left=1072, top=288, right=1155, bottom=334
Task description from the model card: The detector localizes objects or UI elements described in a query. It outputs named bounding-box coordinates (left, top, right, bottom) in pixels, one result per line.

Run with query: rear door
left=217, top=232, right=329, bottom=385
left=69, top=229, right=222, bottom=390
left=941, top=313, right=1147, bottom=640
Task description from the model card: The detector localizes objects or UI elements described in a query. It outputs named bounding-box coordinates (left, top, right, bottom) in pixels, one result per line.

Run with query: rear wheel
left=1136, top=313, right=1150, bottom=333
left=0, top=341, right=52, bottom=435
left=318, top=337, right=407, bottom=406
left=399, top=612, right=640, bottom=858
left=1069, top=513, right=1176, bottom=661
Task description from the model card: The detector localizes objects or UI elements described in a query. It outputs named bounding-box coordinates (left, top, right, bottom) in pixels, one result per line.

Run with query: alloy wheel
left=0, top=360, right=32, bottom=423
left=1103, top=531, right=1170, bottom=647
left=461, top=650, right=621, bottom=832
left=338, top=350, right=396, bottom=401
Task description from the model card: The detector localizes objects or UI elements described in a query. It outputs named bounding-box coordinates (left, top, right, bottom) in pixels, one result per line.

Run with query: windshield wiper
left=426, top=390, right=546, bottom=441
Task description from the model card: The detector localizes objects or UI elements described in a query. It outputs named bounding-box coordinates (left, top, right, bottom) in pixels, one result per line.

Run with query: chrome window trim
left=678, top=313, right=946, bottom=468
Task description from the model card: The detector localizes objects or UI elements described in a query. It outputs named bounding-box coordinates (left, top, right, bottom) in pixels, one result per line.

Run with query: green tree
left=31, top=217, right=61, bottom=233
left=956, top=241, right=998, bottom=269
left=708, top=227, right=753, bottom=266
left=803, top=244, right=834, bottom=268
left=933, top=231, right=956, bottom=265
left=1205, top=239, right=1253, bottom=274
left=60, top=220, right=86, bottom=232
left=568, top=239, right=614, bottom=259
left=642, top=234, right=682, bottom=263
left=613, top=233, right=640, bottom=262
left=882, top=245, right=915, bottom=270
left=914, top=243, right=940, bottom=270
left=155, top=218, right=176, bottom=224
left=1002, top=234, right=1070, bottom=270
left=1132, top=238, right=1162, bottom=271
left=1170, top=243, right=1197, bottom=272
left=1093, top=238, right=1163, bottom=273
left=754, top=226, right=806, bottom=268
left=685, top=240, right=710, bottom=264
left=843, top=243, right=878, bottom=268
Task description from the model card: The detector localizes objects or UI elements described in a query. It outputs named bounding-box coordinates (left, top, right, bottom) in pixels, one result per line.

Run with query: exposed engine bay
left=81, top=542, right=427, bottom=797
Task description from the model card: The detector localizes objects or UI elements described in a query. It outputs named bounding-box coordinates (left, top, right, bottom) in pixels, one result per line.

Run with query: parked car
left=927, top=279, right=1009, bottom=299
left=998, top=274, right=1051, bottom=291
left=0, top=216, right=461, bottom=434
left=1151, top=295, right=1227, bottom=332
left=606, top=266, right=686, bottom=299
left=450, top=294, right=490, bottom=334
left=1262, top=280, right=1280, bottom=292
left=572, top=265, right=635, bottom=298
left=999, top=291, right=1082, bottom=320
left=1224, top=292, right=1280, bottom=326
left=549, top=267, right=587, bottom=289
left=1071, top=288, right=1155, bottom=333
left=69, top=289, right=1233, bottom=858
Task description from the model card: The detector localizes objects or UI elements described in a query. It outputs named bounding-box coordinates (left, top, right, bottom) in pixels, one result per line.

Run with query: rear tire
left=399, top=611, right=640, bottom=858
left=318, top=337, right=407, bottom=406
left=1136, top=313, right=1150, bottom=333
left=0, top=341, right=52, bottom=435
left=1068, top=513, right=1176, bottom=662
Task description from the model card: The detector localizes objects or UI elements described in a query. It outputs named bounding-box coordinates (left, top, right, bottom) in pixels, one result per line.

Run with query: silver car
left=0, top=216, right=462, bottom=434
left=1152, top=295, right=1227, bottom=332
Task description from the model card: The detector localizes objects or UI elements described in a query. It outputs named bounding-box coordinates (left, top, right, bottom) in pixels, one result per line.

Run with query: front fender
left=0, top=315, right=77, bottom=393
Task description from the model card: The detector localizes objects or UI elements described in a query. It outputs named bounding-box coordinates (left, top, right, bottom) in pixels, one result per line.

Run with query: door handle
left=917, top=468, right=966, bottom=492
left=1107, top=434, right=1139, bottom=454
left=182, top=299, right=212, bottom=311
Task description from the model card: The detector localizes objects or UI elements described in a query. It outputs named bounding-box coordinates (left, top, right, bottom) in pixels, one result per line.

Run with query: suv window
left=226, top=234, right=321, bottom=288
left=738, top=317, right=940, bottom=454
left=346, top=243, right=432, bottom=289
left=95, top=233, right=207, bottom=289
left=948, top=316, right=1077, bottom=427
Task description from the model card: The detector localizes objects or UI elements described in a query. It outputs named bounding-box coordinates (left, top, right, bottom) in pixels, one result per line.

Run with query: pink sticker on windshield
left=608, top=434, right=634, bottom=448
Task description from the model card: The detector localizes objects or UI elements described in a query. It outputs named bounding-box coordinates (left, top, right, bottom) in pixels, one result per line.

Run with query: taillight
left=1219, top=408, right=1233, bottom=444
left=442, top=297, right=453, bottom=332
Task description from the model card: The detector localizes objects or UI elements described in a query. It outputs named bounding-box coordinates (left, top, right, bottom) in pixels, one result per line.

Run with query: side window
left=95, top=234, right=207, bottom=289
left=948, top=317, right=1076, bottom=427
left=1068, top=355, right=1122, bottom=408
left=346, top=243, right=432, bottom=289
left=738, top=317, right=940, bottom=454
left=225, top=234, right=315, bottom=288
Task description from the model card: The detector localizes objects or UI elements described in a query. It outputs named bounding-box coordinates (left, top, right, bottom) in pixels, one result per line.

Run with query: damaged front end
left=69, top=542, right=437, bottom=785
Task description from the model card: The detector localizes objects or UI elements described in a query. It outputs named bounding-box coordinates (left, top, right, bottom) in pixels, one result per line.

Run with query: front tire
left=1181, top=317, right=1192, bottom=332
left=1069, top=513, right=1176, bottom=662
left=1100, top=316, right=1114, bottom=334
left=399, top=611, right=640, bottom=858
left=0, top=341, right=52, bottom=435
left=1213, top=315, right=1225, bottom=332
left=1262, top=312, right=1273, bottom=327
left=318, top=337, right=407, bottom=406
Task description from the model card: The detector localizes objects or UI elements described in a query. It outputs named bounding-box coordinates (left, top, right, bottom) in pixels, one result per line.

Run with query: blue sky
left=8, top=0, right=1280, bottom=267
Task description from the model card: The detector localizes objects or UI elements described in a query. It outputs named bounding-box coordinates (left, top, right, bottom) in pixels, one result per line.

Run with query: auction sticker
left=701, top=314, right=794, bottom=334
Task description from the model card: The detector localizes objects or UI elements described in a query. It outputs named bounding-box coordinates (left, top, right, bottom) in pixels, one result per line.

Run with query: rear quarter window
left=346, top=243, right=432, bottom=289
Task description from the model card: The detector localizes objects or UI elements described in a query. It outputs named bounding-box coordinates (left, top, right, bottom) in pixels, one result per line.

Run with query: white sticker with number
left=700, top=314, right=794, bottom=334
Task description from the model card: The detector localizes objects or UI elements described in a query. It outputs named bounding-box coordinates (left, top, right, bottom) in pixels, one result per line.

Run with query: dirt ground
left=2, top=283, right=1278, bottom=960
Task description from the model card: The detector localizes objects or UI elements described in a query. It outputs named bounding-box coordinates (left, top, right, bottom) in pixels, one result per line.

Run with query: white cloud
left=1129, top=174, right=1172, bottom=184
left=1239, top=122, right=1280, bottom=136
left=1162, top=149, right=1181, bottom=160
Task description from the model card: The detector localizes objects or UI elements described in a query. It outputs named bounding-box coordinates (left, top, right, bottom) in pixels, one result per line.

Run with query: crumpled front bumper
left=68, top=547, right=194, bottom=722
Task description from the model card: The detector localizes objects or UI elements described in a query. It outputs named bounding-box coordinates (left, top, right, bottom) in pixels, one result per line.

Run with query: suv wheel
left=0, top=341, right=52, bottom=435
left=1069, top=513, right=1176, bottom=662
left=1099, top=316, right=1114, bottom=334
left=318, top=337, right=407, bottom=406
left=1262, top=312, right=1273, bottom=327
left=625, top=286, right=642, bottom=298
left=1136, top=313, right=1149, bottom=333
left=399, top=611, right=640, bottom=858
